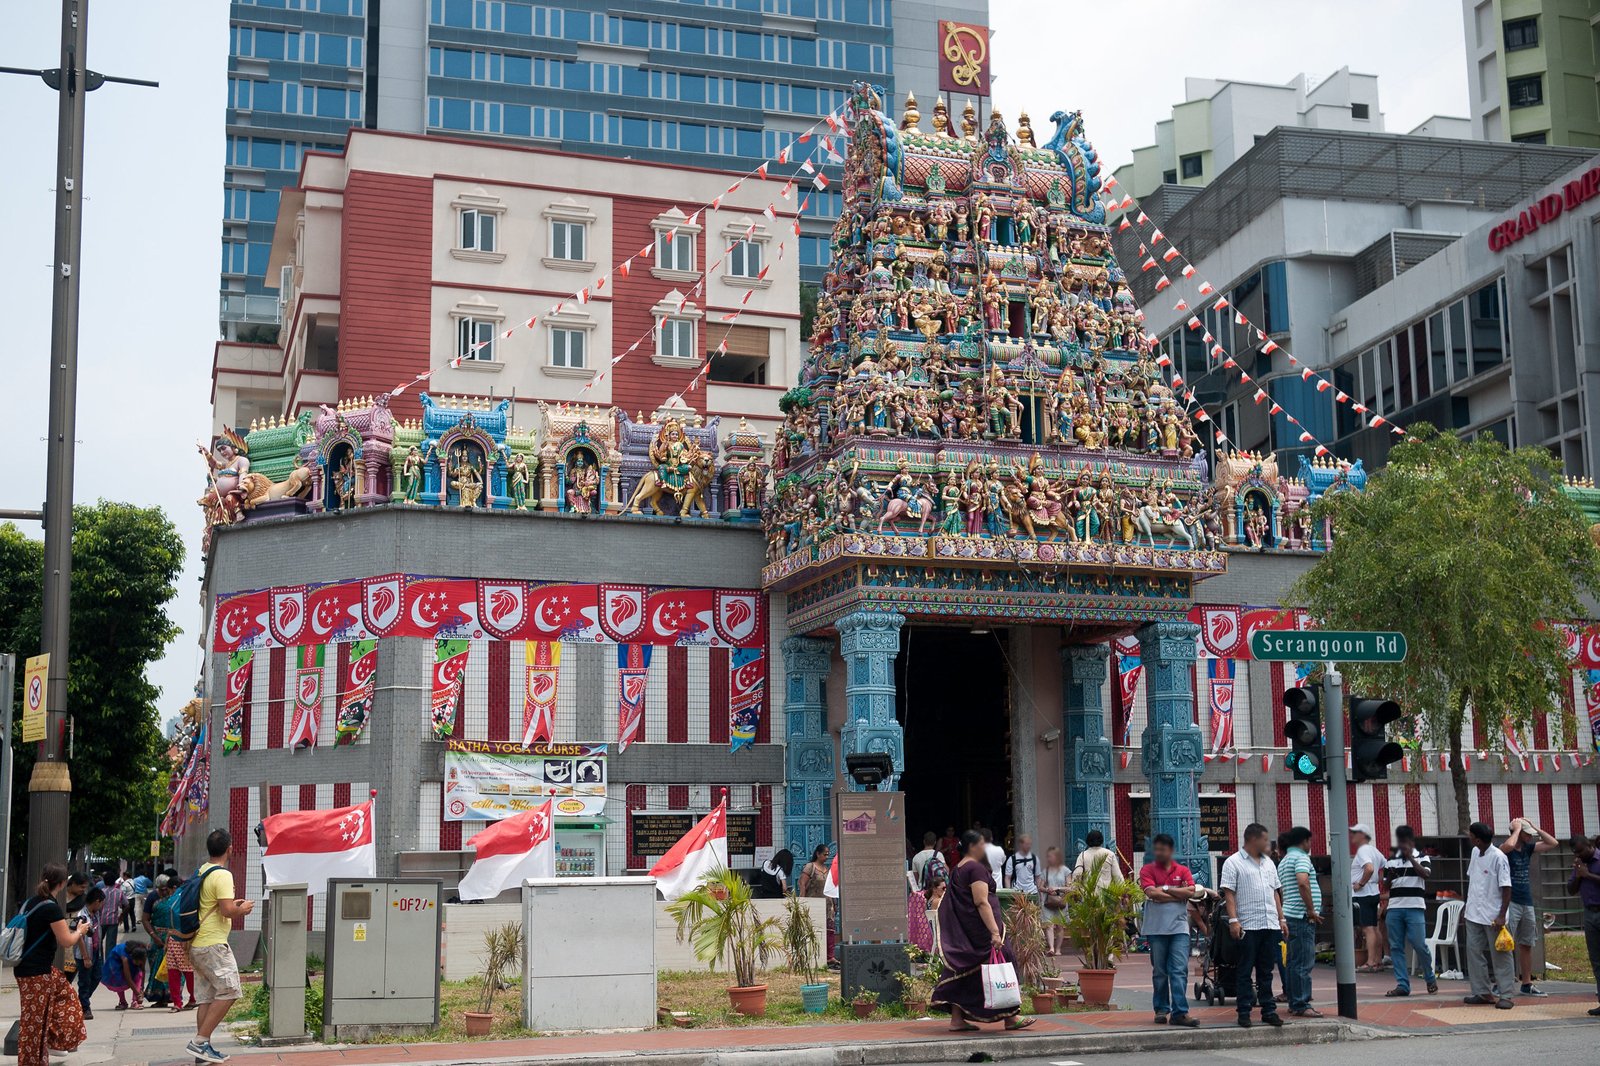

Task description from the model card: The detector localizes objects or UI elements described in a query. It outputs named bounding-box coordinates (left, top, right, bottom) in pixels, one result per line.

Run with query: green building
left=1464, top=0, right=1600, bottom=147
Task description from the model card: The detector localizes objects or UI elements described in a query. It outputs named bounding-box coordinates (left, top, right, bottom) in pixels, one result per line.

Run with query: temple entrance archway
left=896, top=626, right=1013, bottom=851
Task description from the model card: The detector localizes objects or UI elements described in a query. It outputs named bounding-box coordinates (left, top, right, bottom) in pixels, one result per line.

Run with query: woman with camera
left=13, top=862, right=89, bottom=1066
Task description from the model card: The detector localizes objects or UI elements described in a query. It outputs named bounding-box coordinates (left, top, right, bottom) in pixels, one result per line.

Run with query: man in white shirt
left=1220, top=823, right=1289, bottom=1028
left=1003, top=834, right=1040, bottom=897
left=1462, top=821, right=1516, bottom=1009
left=910, top=832, right=939, bottom=887
left=980, top=828, right=1006, bottom=881
left=1349, top=824, right=1387, bottom=973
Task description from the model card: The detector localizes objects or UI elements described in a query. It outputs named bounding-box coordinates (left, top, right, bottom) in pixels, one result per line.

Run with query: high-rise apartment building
left=1463, top=0, right=1600, bottom=148
left=222, top=0, right=989, bottom=339
left=1112, top=68, right=1388, bottom=199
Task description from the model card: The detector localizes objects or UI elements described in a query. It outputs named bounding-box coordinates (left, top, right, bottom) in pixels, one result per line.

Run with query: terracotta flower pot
left=1076, top=968, right=1116, bottom=1006
left=904, top=998, right=928, bottom=1016
left=463, top=1010, right=494, bottom=1037
left=727, top=983, right=769, bottom=1016
left=852, top=998, right=877, bottom=1018
left=1030, top=992, right=1056, bottom=1014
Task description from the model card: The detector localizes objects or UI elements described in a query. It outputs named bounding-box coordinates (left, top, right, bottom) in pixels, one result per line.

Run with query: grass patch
left=1545, top=931, right=1595, bottom=985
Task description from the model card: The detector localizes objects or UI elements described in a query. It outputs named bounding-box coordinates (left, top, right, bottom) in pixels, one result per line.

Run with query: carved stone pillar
left=1062, top=643, right=1112, bottom=866
left=836, top=611, right=905, bottom=791
left=1138, top=619, right=1208, bottom=884
left=782, top=636, right=834, bottom=860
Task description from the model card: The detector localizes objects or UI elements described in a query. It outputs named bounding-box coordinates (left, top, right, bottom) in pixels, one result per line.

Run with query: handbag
left=981, top=946, right=1021, bottom=1011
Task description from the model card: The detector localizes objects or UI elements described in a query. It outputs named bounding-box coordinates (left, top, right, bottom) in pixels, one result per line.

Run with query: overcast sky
left=0, top=1, right=1470, bottom=717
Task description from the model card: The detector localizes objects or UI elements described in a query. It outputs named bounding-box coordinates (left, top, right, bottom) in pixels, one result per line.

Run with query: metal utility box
left=523, top=876, right=655, bottom=1031
left=323, top=879, right=442, bottom=1041
left=262, top=883, right=308, bottom=1040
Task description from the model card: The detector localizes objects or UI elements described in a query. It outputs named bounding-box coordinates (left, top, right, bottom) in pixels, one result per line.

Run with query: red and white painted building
left=213, top=128, right=800, bottom=438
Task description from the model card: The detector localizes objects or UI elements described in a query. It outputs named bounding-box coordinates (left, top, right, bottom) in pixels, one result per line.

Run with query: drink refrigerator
left=553, top=820, right=607, bottom=877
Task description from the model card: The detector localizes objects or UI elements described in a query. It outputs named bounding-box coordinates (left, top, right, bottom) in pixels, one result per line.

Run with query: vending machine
left=552, top=820, right=607, bottom=877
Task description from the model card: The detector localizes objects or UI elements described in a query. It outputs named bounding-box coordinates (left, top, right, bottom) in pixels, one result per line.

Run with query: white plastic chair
left=1425, top=899, right=1464, bottom=977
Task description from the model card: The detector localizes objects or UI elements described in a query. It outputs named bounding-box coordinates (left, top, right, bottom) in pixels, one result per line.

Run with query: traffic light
left=1350, top=698, right=1404, bottom=782
left=1282, top=687, right=1325, bottom=782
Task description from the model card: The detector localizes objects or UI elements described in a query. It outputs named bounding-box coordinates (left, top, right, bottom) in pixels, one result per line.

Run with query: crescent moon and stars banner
left=431, top=639, right=470, bottom=739
left=336, top=638, right=378, bottom=746
left=222, top=650, right=253, bottom=756
left=213, top=575, right=766, bottom=652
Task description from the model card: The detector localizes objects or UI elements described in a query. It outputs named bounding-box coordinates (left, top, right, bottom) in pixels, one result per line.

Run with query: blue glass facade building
left=223, top=0, right=986, bottom=337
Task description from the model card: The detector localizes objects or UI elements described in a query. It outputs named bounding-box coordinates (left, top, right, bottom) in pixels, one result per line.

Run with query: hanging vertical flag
left=616, top=643, right=653, bottom=752
left=1585, top=669, right=1600, bottom=754
left=1502, top=717, right=1529, bottom=770
left=728, top=647, right=767, bottom=753
left=431, top=639, right=470, bottom=739
left=287, top=644, right=325, bottom=751
left=523, top=641, right=561, bottom=745
left=1114, top=635, right=1143, bottom=747
left=336, top=638, right=378, bottom=746
left=1208, top=658, right=1236, bottom=758
left=222, top=650, right=253, bottom=756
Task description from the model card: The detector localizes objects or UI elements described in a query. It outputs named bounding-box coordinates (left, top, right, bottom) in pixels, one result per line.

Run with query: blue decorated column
left=1062, top=643, right=1113, bottom=866
left=836, top=610, right=905, bottom=791
left=782, top=636, right=834, bottom=860
left=1138, top=619, right=1209, bottom=884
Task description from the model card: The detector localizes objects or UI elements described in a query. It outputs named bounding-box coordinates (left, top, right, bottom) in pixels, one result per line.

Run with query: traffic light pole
left=1323, top=664, right=1358, bottom=1020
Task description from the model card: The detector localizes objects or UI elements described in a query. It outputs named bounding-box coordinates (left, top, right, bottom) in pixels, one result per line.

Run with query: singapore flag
left=648, top=800, right=728, bottom=901
left=260, top=799, right=376, bottom=897
left=457, top=801, right=556, bottom=901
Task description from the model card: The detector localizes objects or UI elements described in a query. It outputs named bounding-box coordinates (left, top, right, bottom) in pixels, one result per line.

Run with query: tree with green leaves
left=1292, top=426, right=1600, bottom=832
left=2, top=502, right=184, bottom=875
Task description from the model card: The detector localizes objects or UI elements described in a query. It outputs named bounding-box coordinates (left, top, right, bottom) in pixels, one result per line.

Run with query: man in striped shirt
left=1277, top=826, right=1323, bottom=1017
left=1382, top=825, right=1437, bottom=996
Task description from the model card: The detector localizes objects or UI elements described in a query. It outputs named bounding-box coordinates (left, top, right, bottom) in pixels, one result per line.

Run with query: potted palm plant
left=667, top=867, right=781, bottom=1017
left=464, top=922, right=523, bottom=1037
left=779, top=890, right=830, bottom=1013
left=1060, top=854, right=1144, bottom=1005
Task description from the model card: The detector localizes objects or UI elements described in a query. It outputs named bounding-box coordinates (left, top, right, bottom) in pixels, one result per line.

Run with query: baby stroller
left=1191, top=889, right=1238, bottom=1006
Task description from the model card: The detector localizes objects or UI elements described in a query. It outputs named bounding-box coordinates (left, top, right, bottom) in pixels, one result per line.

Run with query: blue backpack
left=1, top=898, right=53, bottom=967
left=175, top=866, right=223, bottom=939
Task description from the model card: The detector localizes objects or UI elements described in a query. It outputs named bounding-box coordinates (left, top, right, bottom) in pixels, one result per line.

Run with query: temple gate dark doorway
left=896, top=627, right=1013, bottom=855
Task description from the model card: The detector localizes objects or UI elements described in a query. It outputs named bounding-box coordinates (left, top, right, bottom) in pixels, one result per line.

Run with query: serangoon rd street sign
left=1249, top=630, right=1408, bottom=663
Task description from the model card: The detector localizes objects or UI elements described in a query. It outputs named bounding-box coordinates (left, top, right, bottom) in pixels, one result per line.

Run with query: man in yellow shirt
left=185, top=830, right=254, bottom=1064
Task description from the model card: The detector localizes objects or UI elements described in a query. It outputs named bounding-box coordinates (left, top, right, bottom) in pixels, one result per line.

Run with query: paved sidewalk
left=4, top=953, right=1594, bottom=1066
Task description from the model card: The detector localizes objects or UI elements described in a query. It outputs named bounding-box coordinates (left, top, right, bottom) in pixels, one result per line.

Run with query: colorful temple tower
left=763, top=85, right=1225, bottom=877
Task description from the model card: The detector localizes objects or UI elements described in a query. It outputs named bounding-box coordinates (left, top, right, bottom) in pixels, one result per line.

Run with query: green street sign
left=1249, top=630, right=1408, bottom=663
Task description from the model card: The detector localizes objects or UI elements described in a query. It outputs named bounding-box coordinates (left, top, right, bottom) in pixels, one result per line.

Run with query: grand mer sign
left=1487, top=164, right=1600, bottom=251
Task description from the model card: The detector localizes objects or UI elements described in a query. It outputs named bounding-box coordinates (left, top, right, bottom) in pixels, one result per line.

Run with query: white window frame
left=549, top=219, right=586, bottom=263
left=451, top=192, right=506, bottom=263
left=541, top=197, right=598, bottom=271
left=550, top=327, right=587, bottom=369
left=456, top=316, right=498, bottom=362
left=650, top=291, right=704, bottom=368
left=720, top=219, right=772, bottom=289
left=542, top=309, right=597, bottom=379
left=650, top=209, right=702, bottom=282
left=727, top=239, right=761, bottom=279
left=658, top=317, right=696, bottom=360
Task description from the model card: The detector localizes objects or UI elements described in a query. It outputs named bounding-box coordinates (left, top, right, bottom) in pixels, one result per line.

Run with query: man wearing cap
left=1350, top=824, right=1386, bottom=973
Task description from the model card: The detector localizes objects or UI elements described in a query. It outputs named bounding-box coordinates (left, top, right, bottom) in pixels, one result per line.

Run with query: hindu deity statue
left=196, top=427, right=251, bottom=527
left=982, top=273, right=1005, bottom=334
left=973, top=192, right=994, bottom=243
left=736, top=456, right=765, bottom=512
left=885, top=458, right=928, bottom=522
left=1017, top=454, right=1064, bottom=530
left=336, top=454, right=358, bottom=510
left=1245, top=502, right=1271, bottom=550
left=649, top=418, right=702, bottom=499
left=985, top=365, right=1023, bottom=440
left=567, top=453, right=601, bottom=513
left=449, top=447, right=483, bottom=509
left=399, top=444, right=426, bottom=504
left=938, top=471, right=965, bottom=535
left=1068, top=468, right=1100, bottom=541
left=507, top=451, right=532, bottom=511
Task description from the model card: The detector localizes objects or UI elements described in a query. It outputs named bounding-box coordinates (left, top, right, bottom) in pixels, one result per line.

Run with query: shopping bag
left=1494, top=925, right=1514, bottom=952
left=981, top=946, right=1021, bottom=1011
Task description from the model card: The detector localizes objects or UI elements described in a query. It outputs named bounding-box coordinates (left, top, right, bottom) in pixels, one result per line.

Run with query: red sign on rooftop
left=937, top=20, right=990, bottom=97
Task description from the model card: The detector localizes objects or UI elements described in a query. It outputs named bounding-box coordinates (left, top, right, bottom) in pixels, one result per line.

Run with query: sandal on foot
left=1004, top=1018, right=1036, bottom=1031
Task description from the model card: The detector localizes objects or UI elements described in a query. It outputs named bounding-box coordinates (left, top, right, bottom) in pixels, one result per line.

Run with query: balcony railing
left=219, top=292, right=282, bottom=325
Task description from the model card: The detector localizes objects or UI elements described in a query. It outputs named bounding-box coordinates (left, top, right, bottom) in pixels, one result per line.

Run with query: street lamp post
left=1, top=0, right=155, bottom=882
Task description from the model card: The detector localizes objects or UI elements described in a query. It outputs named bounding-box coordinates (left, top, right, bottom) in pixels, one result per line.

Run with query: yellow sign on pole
left=150, top=840, right=160, bottom=858
left=21, top=654, right=48, bottom=744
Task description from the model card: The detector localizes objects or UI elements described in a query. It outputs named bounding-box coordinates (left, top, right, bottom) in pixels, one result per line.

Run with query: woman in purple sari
left=930, top=831, right=1033, bottom=1031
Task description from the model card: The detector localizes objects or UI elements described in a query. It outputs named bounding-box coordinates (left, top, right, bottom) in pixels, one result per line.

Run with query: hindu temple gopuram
left=184, top=81, right=1600, bottom=926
